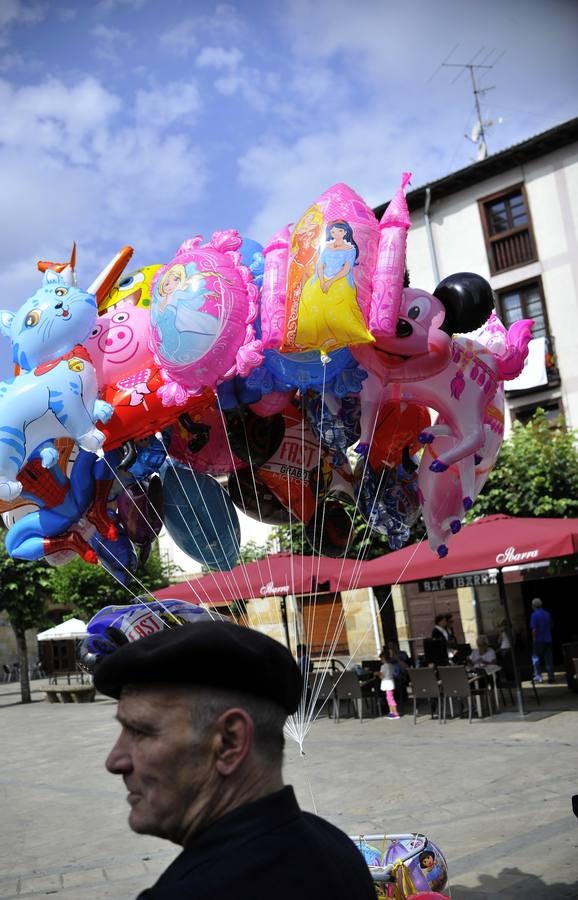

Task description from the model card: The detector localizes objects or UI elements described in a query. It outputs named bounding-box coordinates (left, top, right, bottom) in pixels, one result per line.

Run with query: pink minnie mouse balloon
left=277, top=183, right=378, bottom=355
left=149, top=230, right=263, bottom=403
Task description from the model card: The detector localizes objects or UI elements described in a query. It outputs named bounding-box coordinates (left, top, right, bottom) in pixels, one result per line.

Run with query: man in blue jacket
left=530, top=597, right=555, bottom=684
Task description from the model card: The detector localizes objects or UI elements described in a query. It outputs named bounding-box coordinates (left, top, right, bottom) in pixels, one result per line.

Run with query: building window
left=512, top=400, right=562, bottom=426
left=479, top=185, right=537, bottom=274
left=495, top=278, right=559, bottom=387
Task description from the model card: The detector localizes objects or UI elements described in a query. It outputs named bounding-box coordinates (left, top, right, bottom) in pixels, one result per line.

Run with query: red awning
left=351, top=515, right=578, bottom=587
left=154, top=553, right=362, bottom=606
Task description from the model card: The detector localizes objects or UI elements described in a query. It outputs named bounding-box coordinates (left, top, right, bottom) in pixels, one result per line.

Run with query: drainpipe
left=368, top=586, right=382, bottom=654
left=424, top=187, right=440, bottom=285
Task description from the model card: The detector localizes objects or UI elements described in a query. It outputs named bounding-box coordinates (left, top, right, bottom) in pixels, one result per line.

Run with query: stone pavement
left=1, top=677, right=577, bottom=899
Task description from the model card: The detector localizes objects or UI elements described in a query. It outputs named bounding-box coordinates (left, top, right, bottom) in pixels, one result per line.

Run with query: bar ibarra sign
left=418, top=572, right=497, bottom=592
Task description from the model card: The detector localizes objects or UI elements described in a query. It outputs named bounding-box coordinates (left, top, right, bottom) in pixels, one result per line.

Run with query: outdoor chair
left=407, top=667, right=442, bottom=724
left=496, top=650, right=540, bottom=706
left=332, top=670, right=365, bottom=723
left=438, top=665, right=492, bottom=723
left=306, top=672, right=335, bottom=719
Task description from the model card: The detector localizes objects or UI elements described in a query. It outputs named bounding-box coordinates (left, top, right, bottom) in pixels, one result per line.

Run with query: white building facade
left=374, top=116, right=578, bottom=432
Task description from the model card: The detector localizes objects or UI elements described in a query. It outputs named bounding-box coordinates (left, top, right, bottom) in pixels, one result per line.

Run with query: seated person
left=469, top=634, right=497, bottom=667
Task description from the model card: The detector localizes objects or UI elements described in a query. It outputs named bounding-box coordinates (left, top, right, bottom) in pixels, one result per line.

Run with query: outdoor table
left=467, top=665, right=501, bottom=717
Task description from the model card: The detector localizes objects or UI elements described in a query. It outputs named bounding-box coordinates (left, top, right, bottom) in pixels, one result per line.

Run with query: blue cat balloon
left=0, top=268, right=113, bottom=502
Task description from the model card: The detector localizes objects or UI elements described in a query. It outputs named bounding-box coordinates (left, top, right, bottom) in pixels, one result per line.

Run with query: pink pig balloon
left=88, top=301, right=152, bottom=387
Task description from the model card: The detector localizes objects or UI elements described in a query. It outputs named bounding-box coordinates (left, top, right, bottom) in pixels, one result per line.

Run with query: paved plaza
left=1, top=677, right=577, bottom=899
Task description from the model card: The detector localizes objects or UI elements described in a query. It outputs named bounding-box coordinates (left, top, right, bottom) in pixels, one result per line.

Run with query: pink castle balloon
left=369, top=172, right=412, bottom=338
left=260, top=225, right=291, bottom=349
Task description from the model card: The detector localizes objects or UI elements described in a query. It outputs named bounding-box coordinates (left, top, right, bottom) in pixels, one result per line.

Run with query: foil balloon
left=354, top=274, right=532, bottom=463
left=255, top=402, right=326, bottom=525
left=167, top=406, right=245, bottom=477
left=260, top=225, right=291, bottom=349
left=116, top=475, right=164, bottom=560
left=0, top=442, right=120, bottom=564
left=279, top=184, right=377, bottom=355
left=356, top=460, right=410, bottom=550
left=248, top=389, right=295, bottom=417
left=0, top=269, right=112, bottom=502
left=162, top=465, right=241, bottom=570
left=369, top=172, right=412, bottom=339
left=98, top=263, right=162, bottom=313
left=385, top=838, right=449, bottom=896
left=304, top=498, right=353, bottom=558
left=87, top=297, right=214, bottom=448
left=227, top=468, right=291, bottom=526
left=149, top=230, right=263, bottom=402
left=238, top=237, right=265, bottom=290
left=302, top=392, right=361, bottom=466
left=225, top=407, right=285, bottom=469
left=419, top=397, right=504, bottom=558
left=368, top=400, right=430, bottom=471
left=78, top=599, right=218, bottom=672
left=247, top=345, right=368, bottom=398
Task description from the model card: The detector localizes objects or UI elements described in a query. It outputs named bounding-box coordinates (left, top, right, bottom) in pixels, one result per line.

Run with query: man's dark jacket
left=137, top=786, right=376, bottom=899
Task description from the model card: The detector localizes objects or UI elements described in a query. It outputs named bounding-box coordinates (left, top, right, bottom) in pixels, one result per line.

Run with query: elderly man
left=95, top=620, right=376, bottom=899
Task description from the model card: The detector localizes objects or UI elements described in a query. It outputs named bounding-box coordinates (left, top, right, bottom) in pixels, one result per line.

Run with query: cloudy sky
left=1, top=0, right=577, bottom=320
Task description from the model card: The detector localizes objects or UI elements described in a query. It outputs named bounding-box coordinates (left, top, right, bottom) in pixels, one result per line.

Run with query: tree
left=0, top=535, right=53, bottom=703
left=473, top=409, right=578, bottom=518
left=48, top=544, right=179, bottom=621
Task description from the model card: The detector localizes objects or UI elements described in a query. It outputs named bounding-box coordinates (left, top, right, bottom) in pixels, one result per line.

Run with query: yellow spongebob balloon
left=99, top=264, right=162, bottom=313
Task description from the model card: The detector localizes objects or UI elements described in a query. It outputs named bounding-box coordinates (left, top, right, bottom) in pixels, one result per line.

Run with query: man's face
left=105, top=686, right=214, bottom=843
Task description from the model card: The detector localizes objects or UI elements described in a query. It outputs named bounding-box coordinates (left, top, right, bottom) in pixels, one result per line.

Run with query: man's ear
left=213, top=708, right=254, bottom=776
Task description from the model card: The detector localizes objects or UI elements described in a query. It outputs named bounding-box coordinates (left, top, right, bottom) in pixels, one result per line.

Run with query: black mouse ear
left=433, top=272, right=495, bottom=335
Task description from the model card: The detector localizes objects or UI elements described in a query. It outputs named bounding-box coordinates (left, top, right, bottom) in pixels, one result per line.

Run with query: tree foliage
left=48, top=545, right=178, bottom=620
left=0, top=533, right=53, bottom=702
left=473, top=409, right=578, bottom=519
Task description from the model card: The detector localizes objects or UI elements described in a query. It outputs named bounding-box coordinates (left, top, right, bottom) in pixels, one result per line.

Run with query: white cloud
left=94, top=0, right=146, bottom=13
left=0, top=0, right=45, bottom=46
left=238, top=114, right=423, bottom=242
left=0, top=74, right=209, bottom=320
left=197, top=46, right=244, bottom=70
left=0, top=77, right=121, bottom=164
left=160, top=5, right=247, bottom=57
left=195, top=44, right=280, bottom=112
left=134, top=80, right=202, bottom=128
left=91, top=23, right=133, bottom=65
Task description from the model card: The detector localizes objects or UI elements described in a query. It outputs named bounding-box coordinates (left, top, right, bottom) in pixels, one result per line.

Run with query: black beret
left=93, top=620, right=303, bottom=714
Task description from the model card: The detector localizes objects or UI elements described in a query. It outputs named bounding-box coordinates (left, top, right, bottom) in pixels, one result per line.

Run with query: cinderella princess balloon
left=149, top=230, right=263, bottom=404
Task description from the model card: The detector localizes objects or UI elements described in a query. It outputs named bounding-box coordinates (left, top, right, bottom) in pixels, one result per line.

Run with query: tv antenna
left=441, top=50, right=505, bottom=160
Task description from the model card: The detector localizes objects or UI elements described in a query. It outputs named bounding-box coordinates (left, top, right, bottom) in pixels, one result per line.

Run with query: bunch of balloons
left=0, top=175, right=534, bottom=578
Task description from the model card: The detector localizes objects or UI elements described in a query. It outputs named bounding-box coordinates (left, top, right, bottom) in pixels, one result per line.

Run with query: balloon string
left=211, top=396, right=277, bottom=635
left=155, top=432, right=254, bottom=613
